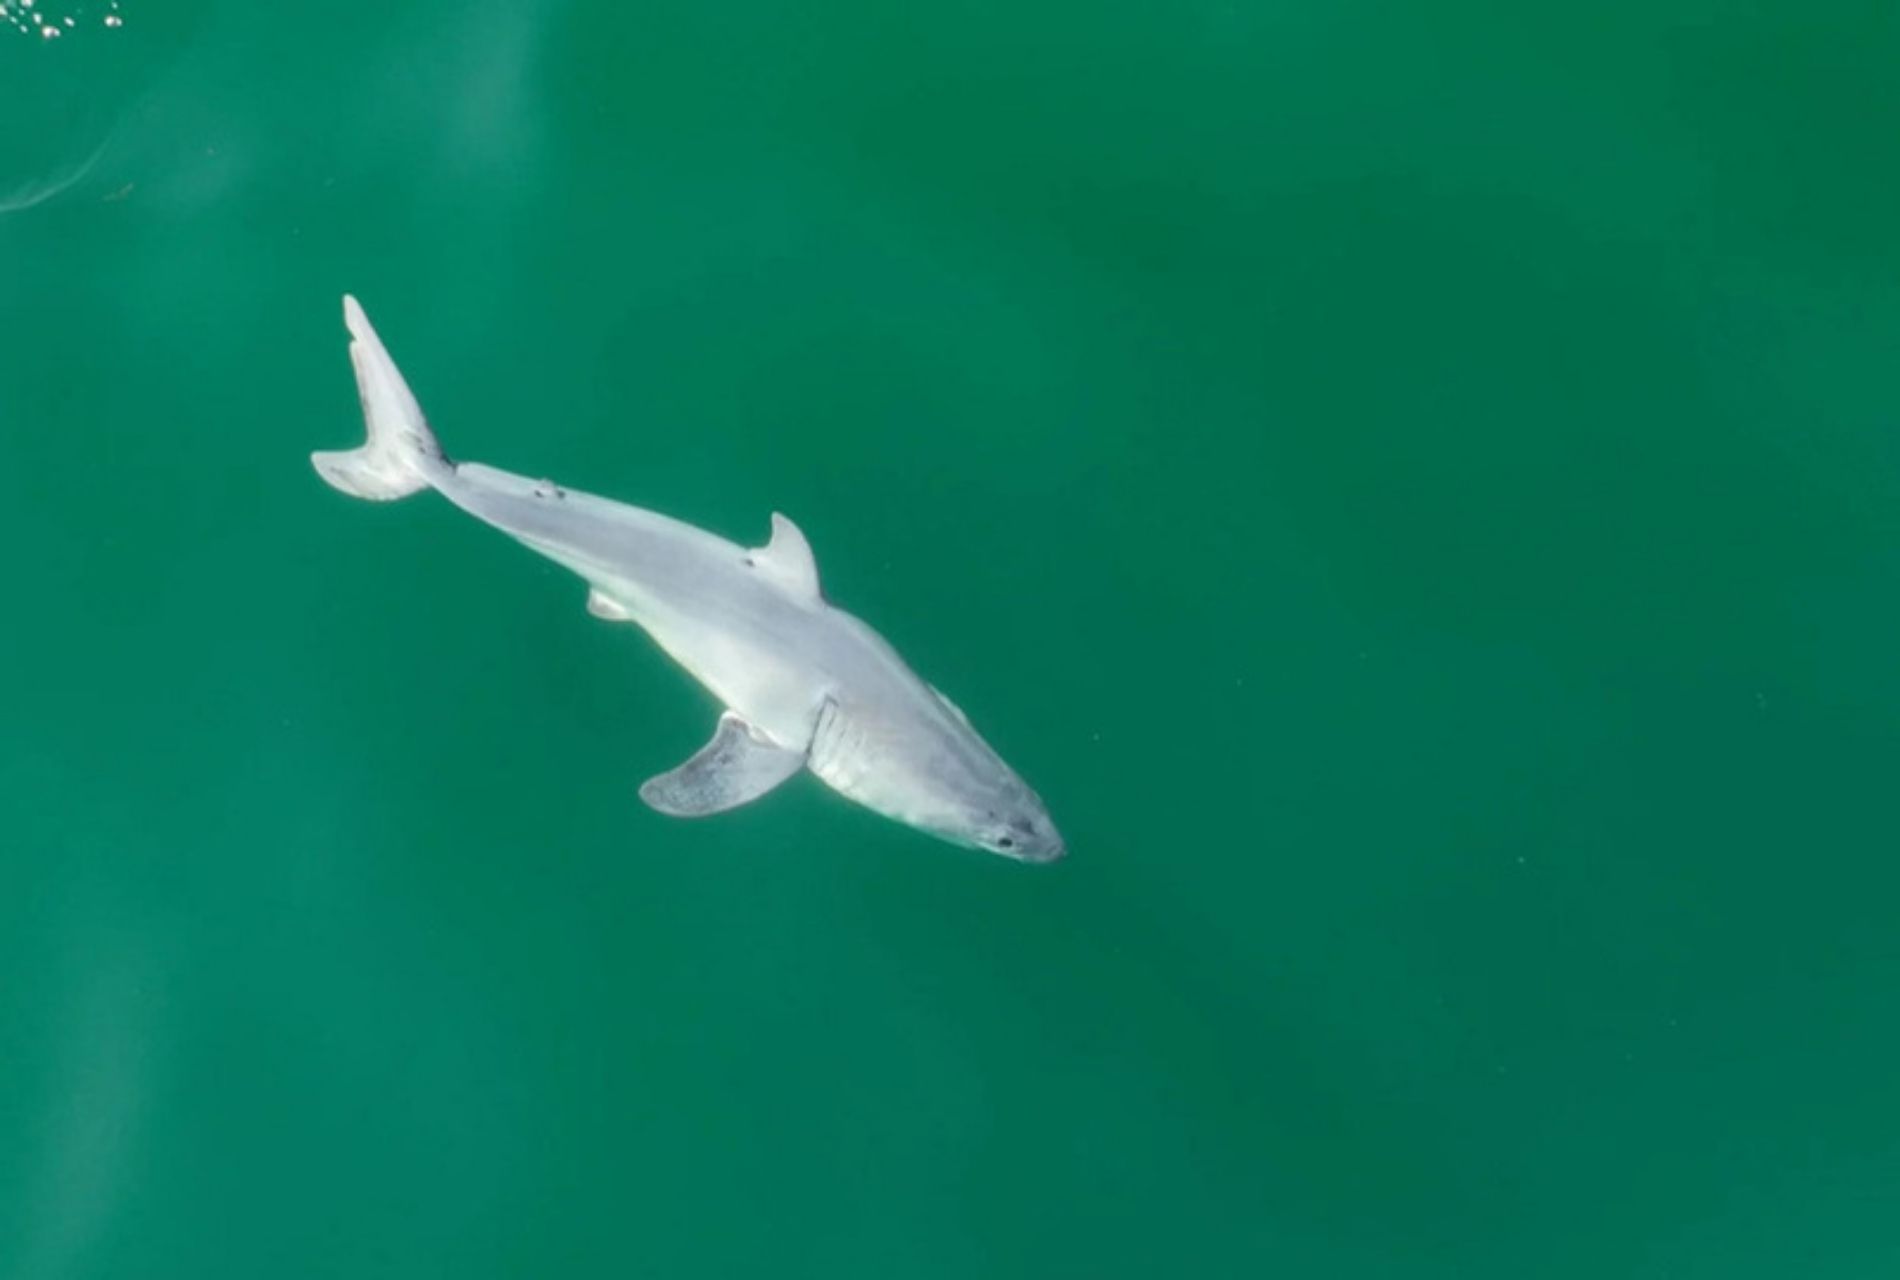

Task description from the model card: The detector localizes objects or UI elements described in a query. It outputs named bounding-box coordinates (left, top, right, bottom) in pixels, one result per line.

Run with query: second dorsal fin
left=748, top=512, right=821, bottom=599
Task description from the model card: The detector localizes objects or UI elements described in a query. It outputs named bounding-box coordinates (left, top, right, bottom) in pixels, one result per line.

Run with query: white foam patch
left=2, top=0, right=124, bottom=38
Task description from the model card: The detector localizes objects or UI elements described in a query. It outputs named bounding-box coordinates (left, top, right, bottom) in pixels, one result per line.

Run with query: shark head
left=874, top=681, right=1066, bottom=862
left=864, top=703, right=1065, bottom=862
left=924, top=776, right=1065, bottom=863
left=973, top=792, right=1066, bottom=862
left=830, top=733, right=1068, bottom=862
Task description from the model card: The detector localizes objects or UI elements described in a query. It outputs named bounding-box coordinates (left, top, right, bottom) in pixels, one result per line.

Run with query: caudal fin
left=310, top=295, right=449, bottom=500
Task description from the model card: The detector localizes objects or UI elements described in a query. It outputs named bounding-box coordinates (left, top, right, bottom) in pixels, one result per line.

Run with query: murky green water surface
left=4, top=2, right=1900, bottom=1276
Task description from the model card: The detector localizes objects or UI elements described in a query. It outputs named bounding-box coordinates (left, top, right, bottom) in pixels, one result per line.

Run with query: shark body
left=313, top=297, right=1063, bottom=862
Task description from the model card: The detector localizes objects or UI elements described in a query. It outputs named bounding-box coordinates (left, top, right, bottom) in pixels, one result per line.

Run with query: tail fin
left=310, top=295, right=449, bottom=500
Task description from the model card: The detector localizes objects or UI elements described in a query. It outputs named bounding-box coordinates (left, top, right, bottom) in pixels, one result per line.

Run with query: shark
left=312, top=297, right=1064, bottom=862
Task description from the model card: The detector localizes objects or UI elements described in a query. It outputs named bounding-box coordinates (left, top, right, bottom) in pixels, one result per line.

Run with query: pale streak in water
left=0, top=136, right=108, bottom=214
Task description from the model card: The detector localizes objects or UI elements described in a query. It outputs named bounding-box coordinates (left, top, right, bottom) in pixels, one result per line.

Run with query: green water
left=5, top=2, right=1900, bottom=1276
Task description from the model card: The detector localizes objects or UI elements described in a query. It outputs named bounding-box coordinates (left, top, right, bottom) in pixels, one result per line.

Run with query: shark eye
left=997, top=836, right=1016, bottom=850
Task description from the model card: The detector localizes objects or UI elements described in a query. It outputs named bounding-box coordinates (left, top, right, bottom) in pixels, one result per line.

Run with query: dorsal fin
left=748, top=512, right=821, bottom=599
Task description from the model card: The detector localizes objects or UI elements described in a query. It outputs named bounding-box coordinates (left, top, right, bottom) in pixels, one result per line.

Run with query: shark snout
left=997, top=811, right=1066, bottom=863
left=1018, top=835, right=1066, bottom=863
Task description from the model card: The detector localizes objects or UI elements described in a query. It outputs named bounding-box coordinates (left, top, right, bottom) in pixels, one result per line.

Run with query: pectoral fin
left=586, top=588, right=632, bottom=621
left=639, top=712, right=804, bottom=817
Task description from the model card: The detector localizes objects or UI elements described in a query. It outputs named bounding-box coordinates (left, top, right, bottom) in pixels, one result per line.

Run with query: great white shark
left=312, top=297, right=1064, bottom=862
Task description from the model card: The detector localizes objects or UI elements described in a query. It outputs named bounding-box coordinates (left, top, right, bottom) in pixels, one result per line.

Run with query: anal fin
left=639, top=712, right=804, bottom=818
